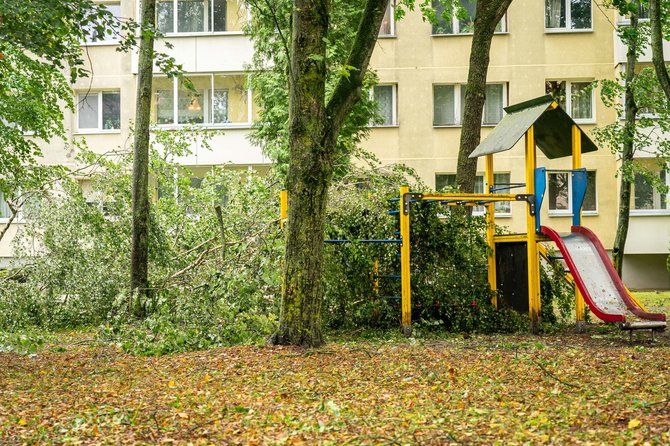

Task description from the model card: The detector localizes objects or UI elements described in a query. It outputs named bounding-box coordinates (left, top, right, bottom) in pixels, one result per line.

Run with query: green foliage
left=0, top=129, right=283, bottom=353
left=0, top=0, right=183, bottom=228
left=246, top=0, right=380, bottom=174
left=321, top=159, right=536, bottom=334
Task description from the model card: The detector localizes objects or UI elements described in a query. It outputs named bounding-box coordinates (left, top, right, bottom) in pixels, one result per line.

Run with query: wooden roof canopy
left=469, top=95, right=598, bottom=159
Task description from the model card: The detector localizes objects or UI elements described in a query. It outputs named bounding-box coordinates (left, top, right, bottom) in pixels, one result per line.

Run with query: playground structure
left=280, top=95, right=667, bottom=335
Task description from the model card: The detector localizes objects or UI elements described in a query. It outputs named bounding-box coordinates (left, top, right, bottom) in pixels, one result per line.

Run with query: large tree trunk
left=649, top=0, right=670, bottom=102
left=271, top=0, right=388, bottom=347
left=130, top=0, right=156, bottom=317
left=455, top=0, right=512, bottom=193
left=612, top=8, right=639, bottom=276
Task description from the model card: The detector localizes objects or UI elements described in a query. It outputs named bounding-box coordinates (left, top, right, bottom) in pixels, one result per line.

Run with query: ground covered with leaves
left=1, top=329, right=669, bottom=445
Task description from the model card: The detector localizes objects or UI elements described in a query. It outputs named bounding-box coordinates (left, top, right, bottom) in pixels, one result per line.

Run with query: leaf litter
left=0, top=332, right=668, bottom=445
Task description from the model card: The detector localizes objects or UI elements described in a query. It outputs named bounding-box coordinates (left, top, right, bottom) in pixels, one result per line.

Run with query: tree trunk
left=130, top=0, right=156, bottom=318
left=271, top=0, right=388, bottom=347
left=649, top=0, right=670, bottom=103
left=612, top=8, right=639, bottom=276
left=455, top=0, right=512, bottom=194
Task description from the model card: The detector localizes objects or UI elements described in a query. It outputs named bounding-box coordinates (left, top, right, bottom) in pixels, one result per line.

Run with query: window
left=545, top=0, right=592, bottom=31
left=157, top=0, right=246, bottom=33
left=84, top=3, right=121, bottom=44
left=432, top=0, right=506, bottom=35
left=152, top=74, right=251, bottom=126
left=77, top=91, right=121, bottom=131
left=545, top=80, right=594, bottom=122
left=632, top=161, right=669, bottom=213
left=373, top=85, right=397, bottom=126
left=435, top=172, right=512, bottom=215
left=379, top=1, right=395, bottom=36
left=0, top=192, right=11, bottom=220
left=548, top=170, right=597, bottom=215
left=433, top=84, right=505, bottom=126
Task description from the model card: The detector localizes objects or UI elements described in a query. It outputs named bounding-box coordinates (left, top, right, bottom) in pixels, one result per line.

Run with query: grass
left=632, top=290, right=670, bottom=313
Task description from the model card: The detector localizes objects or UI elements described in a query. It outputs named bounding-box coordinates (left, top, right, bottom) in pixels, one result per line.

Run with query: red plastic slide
left=540, top=225, right=666, bottom=323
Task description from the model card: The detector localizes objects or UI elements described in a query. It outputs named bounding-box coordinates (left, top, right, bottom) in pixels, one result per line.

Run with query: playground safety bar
left=324, top=239, right=402, bottom=244
left=489, top=182, right=526, bottom=192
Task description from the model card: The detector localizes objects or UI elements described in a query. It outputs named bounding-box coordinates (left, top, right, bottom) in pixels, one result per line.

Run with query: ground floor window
left=0, top=192, right=11, bottom=219
left=632, top=160, right=669, bottom=213
left=434, top=172, right=512, bottom=215
left=548, top=170, right=597, bottom=215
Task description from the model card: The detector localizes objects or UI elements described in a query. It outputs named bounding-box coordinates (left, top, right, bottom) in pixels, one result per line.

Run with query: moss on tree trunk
left=270, top=0, right=388, bottom=347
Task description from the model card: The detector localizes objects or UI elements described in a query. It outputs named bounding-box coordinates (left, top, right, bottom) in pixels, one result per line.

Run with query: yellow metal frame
left=485, top=155, right=497, bottom=306
left=526, top=126, right=541, bottom=333
left=280, top=190, right=288, bottom=230
left=571, top=124, right=586, bottom=324
left=399, top=186, right=412, bottom=335
left=279, top=110, right=594, bottom=335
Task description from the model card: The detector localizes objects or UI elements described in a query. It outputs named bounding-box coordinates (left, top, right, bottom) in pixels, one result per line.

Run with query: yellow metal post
left=525, top=126, right=541, bottom=333
left=485, top=154, right=497, bottom=307
left=280, top=190, right=288, bottom=230
left=572, top=125, right=586, bottom=326
left=400, top=186, right=412, bottom=335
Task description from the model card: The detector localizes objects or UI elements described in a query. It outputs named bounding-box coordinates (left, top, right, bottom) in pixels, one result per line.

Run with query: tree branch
left=324, top=0, right=388, bottom=141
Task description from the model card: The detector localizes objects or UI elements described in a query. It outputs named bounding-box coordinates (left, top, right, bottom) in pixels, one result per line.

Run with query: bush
left=0, top=140, right=570, bottom=352
left=0, top=130, right=283, bottom=353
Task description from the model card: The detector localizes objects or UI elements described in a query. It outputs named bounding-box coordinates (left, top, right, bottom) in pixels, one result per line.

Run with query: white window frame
left=155, top=0, right=248, bottom=36
left=544, top=0, right=593, bottom=33
left=371, top=84, right=398, bottom=127
left=432, top=1, right=508, bottom=35
left=631, top=163, right=670, bottom=216
left=75, top=90, right=122, bottom=134
left=433, top=83, right=507, bottom=127
left=153, top=73, right=253, bottom=129
left=546, top=80, right=596, bottom=124
left=83, top=2, right=121, bottom=46
left=0, top=191, right=13, bottom=223
left=379, top=1, right=396, bottom=37
left=547, top=170, right=598, bottom=217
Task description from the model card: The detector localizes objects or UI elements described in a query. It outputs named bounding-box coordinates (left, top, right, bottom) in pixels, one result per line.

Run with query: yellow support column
left=572, top=125, right=586, bottom=326
left=280, top=190, right=288, bottom=230
left=525, top=126, right=541, bottom=334
left=485, top=154, right=497, bottom=307
left=400, top=186, right=412, bottom=336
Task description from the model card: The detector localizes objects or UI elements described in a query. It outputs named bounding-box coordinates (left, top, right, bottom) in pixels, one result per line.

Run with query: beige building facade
left=1, top=0, right=668, bottom=288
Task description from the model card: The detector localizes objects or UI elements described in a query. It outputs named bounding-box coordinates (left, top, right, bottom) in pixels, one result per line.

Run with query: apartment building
left=1, top=0, right=668, bottom=288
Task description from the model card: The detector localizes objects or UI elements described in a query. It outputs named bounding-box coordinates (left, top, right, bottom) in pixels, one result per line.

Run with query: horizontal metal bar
left=422, top=193, right=520, bottom=201
left=380, top=275, right=401, bottom=279
left=324, top=239, right=402, bottom=244
left=359, top=239, right=402, bottom=244
left=388, top=198, right=400, bottom=202
left=387, top=210, right=400, bottom=215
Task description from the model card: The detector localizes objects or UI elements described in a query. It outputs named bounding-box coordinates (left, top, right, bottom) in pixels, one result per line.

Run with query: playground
left=2, top=98, right=670, bottom=444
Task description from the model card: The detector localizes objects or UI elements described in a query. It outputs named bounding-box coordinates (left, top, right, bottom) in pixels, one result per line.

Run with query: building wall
left=2, top=0, right=669, bottom=289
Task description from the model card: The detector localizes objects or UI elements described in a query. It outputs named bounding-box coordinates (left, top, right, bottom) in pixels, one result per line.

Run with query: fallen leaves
left=0, top=333, right=668, bottom=444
